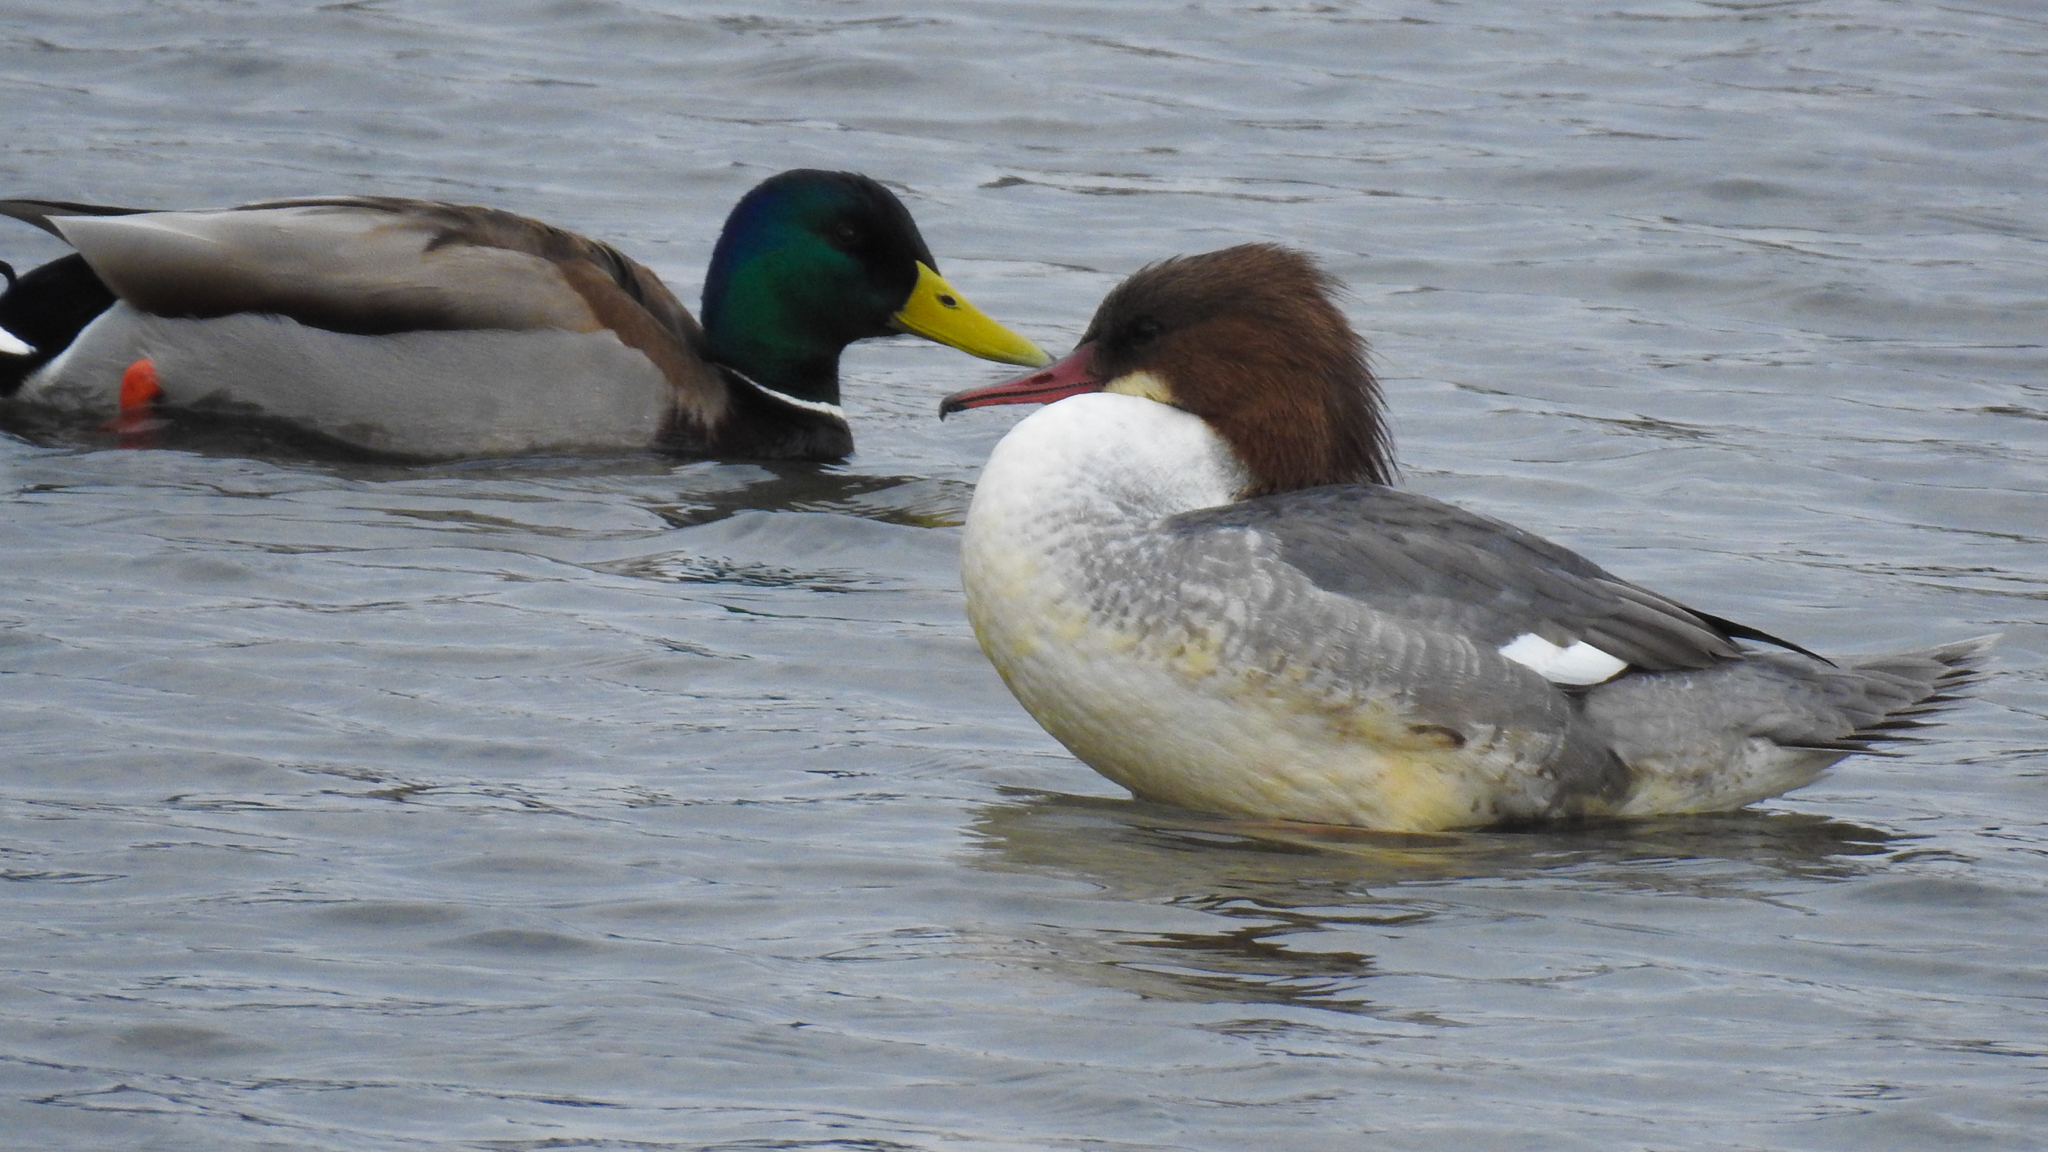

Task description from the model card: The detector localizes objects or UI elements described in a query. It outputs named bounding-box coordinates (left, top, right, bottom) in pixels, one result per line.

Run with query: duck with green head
left=0, top=169, right=1048, bottom=459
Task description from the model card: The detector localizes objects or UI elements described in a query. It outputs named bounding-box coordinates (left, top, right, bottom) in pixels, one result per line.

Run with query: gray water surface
left=3, top=3, right=2045, bottom=1149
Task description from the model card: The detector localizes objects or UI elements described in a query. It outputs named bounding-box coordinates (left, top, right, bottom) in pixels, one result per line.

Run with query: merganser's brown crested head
left=941, top=243, right=1393, bottom=495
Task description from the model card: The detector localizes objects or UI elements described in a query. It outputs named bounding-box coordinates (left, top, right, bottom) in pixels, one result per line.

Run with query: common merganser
left=942, top=244, right=1992, bottom=831
left=0, top=170, right=1048, bottom=459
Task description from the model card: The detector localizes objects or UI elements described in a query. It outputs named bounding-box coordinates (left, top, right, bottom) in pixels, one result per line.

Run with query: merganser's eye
left=1128, top=316, right=1165, bottom=344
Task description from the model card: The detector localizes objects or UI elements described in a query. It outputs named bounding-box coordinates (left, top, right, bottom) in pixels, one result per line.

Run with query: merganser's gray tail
left=1585, top=634, right=1997, bottom=816
left=1820, top=635, right=1998, bottom=749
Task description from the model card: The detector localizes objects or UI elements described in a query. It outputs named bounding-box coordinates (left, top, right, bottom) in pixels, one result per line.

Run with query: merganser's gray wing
left=1167, top=484, right=1805, bottom=677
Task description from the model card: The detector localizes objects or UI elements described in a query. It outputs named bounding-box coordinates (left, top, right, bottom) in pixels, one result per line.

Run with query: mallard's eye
left=829, top=222, right=864, bottom=249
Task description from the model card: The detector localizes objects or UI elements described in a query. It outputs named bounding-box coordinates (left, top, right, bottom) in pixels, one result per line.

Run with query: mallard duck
left=0, top=169, right=1048, bottom=458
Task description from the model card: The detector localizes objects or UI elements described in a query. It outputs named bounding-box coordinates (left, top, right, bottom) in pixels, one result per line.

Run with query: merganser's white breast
left=962, top=392, right=1623, bottom=830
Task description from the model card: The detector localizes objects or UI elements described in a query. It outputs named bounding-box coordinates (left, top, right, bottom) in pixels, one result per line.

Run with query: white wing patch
left=0, top=325, right=31, bottom=356
left=1499, top=633, right=1628, bottom=685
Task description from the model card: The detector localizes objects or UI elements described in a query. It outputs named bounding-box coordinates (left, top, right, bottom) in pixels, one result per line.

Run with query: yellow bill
left=891, top=262, right=1051, bottom=368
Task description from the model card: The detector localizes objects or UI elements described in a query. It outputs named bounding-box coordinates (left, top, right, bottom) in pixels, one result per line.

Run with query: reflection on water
left=972, top=790, right=1906, bottom=897
left=634, top=464, right=976, bottom=531
left=966, top=791, right=1911, bottom=1014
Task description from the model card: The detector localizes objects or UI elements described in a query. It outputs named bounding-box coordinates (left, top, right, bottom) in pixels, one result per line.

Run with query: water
left=3, top=2, right=2045, bottom=1148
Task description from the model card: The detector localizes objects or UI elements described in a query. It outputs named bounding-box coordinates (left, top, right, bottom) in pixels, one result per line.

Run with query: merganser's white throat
left=967, top=391, right=1248, bottom=535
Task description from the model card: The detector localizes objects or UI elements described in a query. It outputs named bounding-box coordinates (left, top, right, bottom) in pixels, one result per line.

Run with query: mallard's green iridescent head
left=701, top=170, right=1047, bottom=404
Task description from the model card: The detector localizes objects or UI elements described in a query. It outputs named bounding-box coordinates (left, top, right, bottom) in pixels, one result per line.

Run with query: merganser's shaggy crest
left=0, top=170, right=1048, bottom=459
left=942, top=244, right=1991, bottom=831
